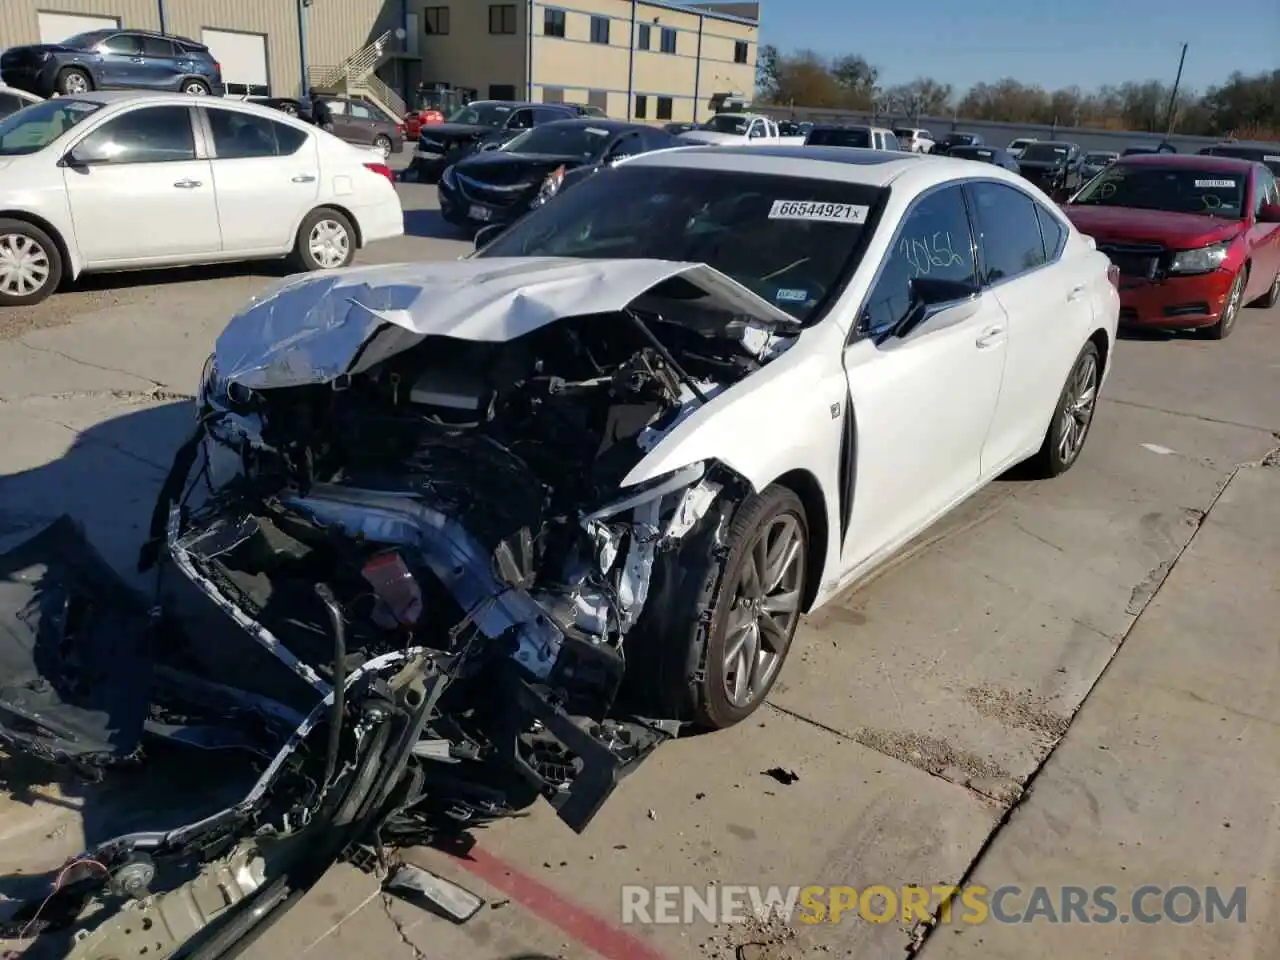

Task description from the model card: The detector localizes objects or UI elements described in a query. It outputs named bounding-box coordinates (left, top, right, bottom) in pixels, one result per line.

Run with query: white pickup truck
left=677, top=113, right=808, bottom=147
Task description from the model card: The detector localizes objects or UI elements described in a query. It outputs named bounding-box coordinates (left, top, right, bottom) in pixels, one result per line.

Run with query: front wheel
left=1199, top=269, right=1244, bottom=340
left=0, top=219, right=63, bottom=306
left=1026, top=340, right=1101, bottom=478
left=692, top=486, right=809, bottom=729
left=57, top=68, right=91, bottom=96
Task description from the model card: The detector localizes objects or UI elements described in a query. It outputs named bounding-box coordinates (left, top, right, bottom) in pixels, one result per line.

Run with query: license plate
left=468, top=204, right=490, bottom=221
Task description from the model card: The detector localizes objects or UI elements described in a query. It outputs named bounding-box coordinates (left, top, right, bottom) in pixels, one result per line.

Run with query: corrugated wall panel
left=165, top=0, right=302, bottom=96
left=306, top=0, right=394, bottom=74
left=0, top=0, right=162, bottom=48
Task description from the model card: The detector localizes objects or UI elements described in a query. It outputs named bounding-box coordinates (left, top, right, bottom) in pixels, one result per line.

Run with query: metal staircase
left=309, top=30, right=408, bottom=119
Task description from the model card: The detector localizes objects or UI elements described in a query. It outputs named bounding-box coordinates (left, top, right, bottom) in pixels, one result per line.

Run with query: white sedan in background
left=0, top=91, right=404, bottom=305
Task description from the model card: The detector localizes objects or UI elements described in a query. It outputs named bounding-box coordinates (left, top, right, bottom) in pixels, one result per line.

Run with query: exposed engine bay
left=0, top=259, right=798, bottom=958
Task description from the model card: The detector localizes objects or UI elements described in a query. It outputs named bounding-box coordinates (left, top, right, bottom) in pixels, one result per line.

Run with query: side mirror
left=58, top=147, right=89, bottom=168
left=890, top=276, right=980, bottom=341
left=1258, top=203, right=1280, bottom=224
left=473, top=223, right=503, bottom=251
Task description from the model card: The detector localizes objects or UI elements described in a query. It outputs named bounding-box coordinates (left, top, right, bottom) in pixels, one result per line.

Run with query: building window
left=636, top=23, right=650, bottom=50
left=660, top=27, right=676, bottom=54
left=424, top=6, right=449, bottom=34
left=590, top=15, right=609, bottom=44
left=489, top=4, right=516, bottom=34
left=734, top=40, right=748, bottom=63
left=587, top=89, right=607, bottom=112
left=542, top=86, right=564, bottom=102
left=634, top=94, right=647, bottom=118
left=656, top=96, right=672, bottom=119
left=489, top=84, right=517, bottom=100
left=543, top=8, right=565, bottom=37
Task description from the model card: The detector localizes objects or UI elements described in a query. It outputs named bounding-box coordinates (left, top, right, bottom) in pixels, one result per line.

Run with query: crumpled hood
left=215, top=257, right=797, bottom=390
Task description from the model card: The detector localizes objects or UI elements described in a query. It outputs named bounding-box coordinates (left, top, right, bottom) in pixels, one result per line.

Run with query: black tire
left=1199, top=269, right=1245, bottom=340
left=0, top=218, right=64, bottom=306
left=290, top=208, right=356, bottom=272
left=1249, top=265, right=1280, bottom=309
left=1026, top=340, right=1101, bottom=478
left=373, top=134, right=392, bottom=159
left=181, top=79, right=210, bottom=96
left=623, top=484, right=809, bottom=731
left=56, top=67, right=92, bottom=96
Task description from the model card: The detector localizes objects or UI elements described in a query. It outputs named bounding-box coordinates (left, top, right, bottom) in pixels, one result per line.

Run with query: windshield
left=58, top=30, right=110, bottom=48
left=806, top=127, right=870, bottom=147
left=1071, top=165, right=1246, bottom=219
left=1021, top=143, right=1070, bottom=162
left=701, top=115, right=749, bottom=134
left=477, top=166, right=885, bottom=323
left=500, top=123, right=612, bottom=159
left=446, top=102, right=513, bottom=126
left=0, top=97, right=101, bottom=156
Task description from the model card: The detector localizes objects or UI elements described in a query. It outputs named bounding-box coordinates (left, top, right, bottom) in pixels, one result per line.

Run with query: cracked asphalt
left=0, top=174, right=1278, bottom=960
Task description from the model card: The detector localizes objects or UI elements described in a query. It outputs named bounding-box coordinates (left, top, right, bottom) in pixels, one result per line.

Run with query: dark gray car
left=315, top=96, right=405, bottom=158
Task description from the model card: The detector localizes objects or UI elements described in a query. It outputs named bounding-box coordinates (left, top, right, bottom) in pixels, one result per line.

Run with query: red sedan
left=1064, top=154, right=1280, bottom=339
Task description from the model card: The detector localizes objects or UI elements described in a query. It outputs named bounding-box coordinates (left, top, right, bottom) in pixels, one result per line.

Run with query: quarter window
left=273, top=121, right=309, bottom=155
left=73, top=106, right=196, bottom=163
left=861, top=185, right=976, bottom=335
left=1035, top=202, right=1068, bottom=260
left=968, top=181, right=1047, bottom=284
left=590, top=16, right=610, bottom=44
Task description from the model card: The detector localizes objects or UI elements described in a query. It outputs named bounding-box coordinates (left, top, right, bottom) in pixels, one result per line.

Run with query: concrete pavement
left=0, top=181, right=1278, bottom=960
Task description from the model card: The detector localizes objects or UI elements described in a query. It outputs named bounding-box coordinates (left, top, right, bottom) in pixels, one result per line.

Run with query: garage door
left=201, top=28, right=268, bottom=96
left=38, top=12, right=121, bottom=44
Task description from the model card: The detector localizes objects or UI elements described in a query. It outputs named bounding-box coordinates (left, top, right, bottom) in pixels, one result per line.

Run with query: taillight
left=364, top=162, right=395, bottom=184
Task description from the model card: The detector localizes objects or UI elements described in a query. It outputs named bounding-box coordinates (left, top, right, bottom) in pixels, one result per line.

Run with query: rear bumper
left=1116, top=269, right=1235, bottom=327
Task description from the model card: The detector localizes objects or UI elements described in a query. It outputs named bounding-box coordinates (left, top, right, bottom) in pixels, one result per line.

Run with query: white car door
left=968, top=181, right=1094, bottom=474
left=840, top=183, right=1009, bottom=573
left=62, top=103, right=220, bottom=265
left=202, top=106, right=320, bottom=253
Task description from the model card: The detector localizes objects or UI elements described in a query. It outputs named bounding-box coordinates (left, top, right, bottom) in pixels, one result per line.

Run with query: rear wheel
left=57, top=68, right=91, bottom=95
left=0, top=219, right=63, bottom=306
left=373, top=134, right=392, bottom=159
left=1200, top=269, right=1245, bottom=340
left=291, top=208, right=356, bottom=271
left=182, top=79, right=210, bottom=95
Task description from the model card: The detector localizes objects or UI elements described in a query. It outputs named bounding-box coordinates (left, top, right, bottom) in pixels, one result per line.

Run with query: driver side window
left=507, top=109, right=534, bottom=129
left=861, top=185, right=976, bottom=336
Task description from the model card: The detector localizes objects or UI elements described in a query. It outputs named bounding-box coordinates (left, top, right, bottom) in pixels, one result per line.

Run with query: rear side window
left=968, top=181, right=1047, bottom=283
left=207, top=109, right=278, bottom=158
left=140, top=36, right=176, bottom=57
left=1035, top=203, right=1068, bottom=260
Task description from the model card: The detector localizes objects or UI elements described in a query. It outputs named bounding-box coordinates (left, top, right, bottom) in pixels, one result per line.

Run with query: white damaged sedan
left=157, top=144, right=1119, bottom=739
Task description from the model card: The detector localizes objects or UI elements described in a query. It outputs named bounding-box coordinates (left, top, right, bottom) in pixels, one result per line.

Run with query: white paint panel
left=201, top=28, right=268, bottom=89
left=38, top=12, right=120, bottom=44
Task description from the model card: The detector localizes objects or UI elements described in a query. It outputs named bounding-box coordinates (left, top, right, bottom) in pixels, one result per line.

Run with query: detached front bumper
left=1116, top=269, right=1235, bottom=328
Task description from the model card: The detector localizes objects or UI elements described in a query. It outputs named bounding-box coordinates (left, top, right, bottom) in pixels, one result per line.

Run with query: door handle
left=173, top=179, right=202, bottom=188
left=975, top=324, right=1005, bottom=348
left=291, top=174, right=317, bottom=183
left=1067, top=284, right=1086, bottom=301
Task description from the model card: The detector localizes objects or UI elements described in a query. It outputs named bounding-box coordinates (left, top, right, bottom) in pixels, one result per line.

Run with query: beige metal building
left=0, top=0, right=758, bottom=124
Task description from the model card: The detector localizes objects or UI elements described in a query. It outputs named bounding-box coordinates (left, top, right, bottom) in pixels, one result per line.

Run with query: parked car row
left=0, top=91, right=404, bottom=306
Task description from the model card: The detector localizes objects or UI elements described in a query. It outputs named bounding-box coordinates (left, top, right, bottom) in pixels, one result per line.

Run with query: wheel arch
left=0, top=209, right=78, bottom=278
left=1088, top=327, right=1110, bottom=379
left=769, top=467, right=829, bottom=614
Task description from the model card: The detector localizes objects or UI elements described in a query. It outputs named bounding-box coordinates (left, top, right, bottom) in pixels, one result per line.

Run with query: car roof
left=56, top=90, right=312, bottom=123
left=624, top=143, right=1034, bottom=193
left=538, top=118, right=649, bottom=133
left=1118, top=153, right=1257, bottom=172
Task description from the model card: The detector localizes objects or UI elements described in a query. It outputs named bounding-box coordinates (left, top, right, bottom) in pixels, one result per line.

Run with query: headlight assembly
left=529, top=165, right=566, bottom=209
left=440, top=164, right=455, bottom=188
left=1168, top=241, right=1230, bottom=275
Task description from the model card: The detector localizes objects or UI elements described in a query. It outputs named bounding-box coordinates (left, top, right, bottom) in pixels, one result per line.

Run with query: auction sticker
left=1266, top=155, right=1280, bottom=162
left=1194, top=179, right=1236, bottom=189
left=769, top=200, right=869, bottom=223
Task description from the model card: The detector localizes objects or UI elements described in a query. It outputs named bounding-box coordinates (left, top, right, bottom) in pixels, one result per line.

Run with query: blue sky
left=758, top=0, right=1279, bottom=94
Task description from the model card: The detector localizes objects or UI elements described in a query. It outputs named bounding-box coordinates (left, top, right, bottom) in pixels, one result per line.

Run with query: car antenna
left=622, top=308, right=709, bottom=404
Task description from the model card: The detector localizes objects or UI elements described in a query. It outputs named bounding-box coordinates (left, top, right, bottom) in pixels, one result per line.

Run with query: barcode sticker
left=1194, top=179, right=1236, bottom=188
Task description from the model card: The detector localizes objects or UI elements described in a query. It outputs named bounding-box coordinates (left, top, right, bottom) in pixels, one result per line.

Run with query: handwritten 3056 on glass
left=769, top=201, right=869, bottom=223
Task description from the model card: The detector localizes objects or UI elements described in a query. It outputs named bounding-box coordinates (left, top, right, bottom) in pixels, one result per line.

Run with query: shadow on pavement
left=404, top=208, right=471, bottom=242
left=60, top=258, right=295, bottom=296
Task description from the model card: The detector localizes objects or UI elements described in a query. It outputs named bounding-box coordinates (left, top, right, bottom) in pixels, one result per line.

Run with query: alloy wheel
left=307, top=219, right=350, bottom=269
left=722, top=513, right=806, bottom=709
left=184, top=82, right=208, bottom=95
left=1057, top=351, right=1098, bottom=466
left=1219, top=272, right=1244, bottom=335
left=63, top=73, right=88, bottom=94
left=0, top=232, right=52, bottom=299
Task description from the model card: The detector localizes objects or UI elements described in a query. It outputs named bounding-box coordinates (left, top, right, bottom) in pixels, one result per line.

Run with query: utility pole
left=1163, top=42, right=1187, bottom=136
